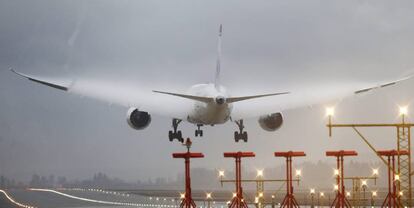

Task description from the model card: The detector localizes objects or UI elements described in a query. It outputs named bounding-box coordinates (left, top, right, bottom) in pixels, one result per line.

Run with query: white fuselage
left=186, top=83, right=232, bottom=125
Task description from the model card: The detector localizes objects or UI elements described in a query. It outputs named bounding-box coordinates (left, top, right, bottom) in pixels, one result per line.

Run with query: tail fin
left=214, top=24, right=222, bottom=90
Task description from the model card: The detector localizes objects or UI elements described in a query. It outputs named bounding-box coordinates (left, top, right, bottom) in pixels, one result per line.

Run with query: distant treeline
left=0, top=160, right=408, bottom=190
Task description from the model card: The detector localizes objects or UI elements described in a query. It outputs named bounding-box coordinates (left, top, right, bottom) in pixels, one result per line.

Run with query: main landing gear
left=234, top=119, right=248, bottom=142
left=195, top=124, right=203, bottom=137
left=169, top=119, right=184, bottom=143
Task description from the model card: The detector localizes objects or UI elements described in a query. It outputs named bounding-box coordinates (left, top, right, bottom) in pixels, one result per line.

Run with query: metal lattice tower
left=397, top=116, right=412, bottom=207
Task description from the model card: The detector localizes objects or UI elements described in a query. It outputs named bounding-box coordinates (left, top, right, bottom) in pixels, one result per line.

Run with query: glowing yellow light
left=218, top=170, right=225, bottom=177
left=271, top=195, right=275, bottom=199
left=334, top=169, right=340, bottom=176
left=326, top=107, right=335, bottom=117
left=334, top=185, right=339, bottom=190
left=346, top=191, right=351, bottom=197
left=180, top=193, right=185, bottom=199
left=295, top=169, right=302, bottom=177
left=255, top=197, right=259, bottom=203
left=257, top=169, right=264, bottom=177
left=395, top=174, right=400, bottom=181
left=400, top=106, right=408, bottom=116
left=320, top=192, right=324, bottom=197
left=372, top=169, right=379, bottom=176
left=226, top=201, right=231, bottom=205
left=399, top=191, right=404, bottom=196
left=361, top=180, right=367, bottom=186
left=310, top=189, right=315, bottom=194
left=233, top=193, right=237, bottom=198
left=372, top=191, right=377, bottom=197
left=206, top=193, right=212, bottom=199
left=258, top=192, right=264, bottom=198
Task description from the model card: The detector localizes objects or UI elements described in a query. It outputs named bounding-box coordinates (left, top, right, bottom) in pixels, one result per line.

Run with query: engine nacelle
left=126, top=108, right=151, bottom=130
left=258, top=112, right=283, bottom=131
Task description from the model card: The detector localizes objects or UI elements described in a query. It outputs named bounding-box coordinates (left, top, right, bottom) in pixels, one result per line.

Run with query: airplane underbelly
left=187, top=103, right=231, bottom=125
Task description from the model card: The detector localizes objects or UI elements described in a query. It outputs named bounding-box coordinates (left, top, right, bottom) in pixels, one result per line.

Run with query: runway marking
left=29, top=188, right=177, bottom=207
left=0, top=189, right=36, bottom=208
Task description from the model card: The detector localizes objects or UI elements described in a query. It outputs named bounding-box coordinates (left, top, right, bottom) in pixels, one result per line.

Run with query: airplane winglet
left=10, top=68, right=70, bottom=91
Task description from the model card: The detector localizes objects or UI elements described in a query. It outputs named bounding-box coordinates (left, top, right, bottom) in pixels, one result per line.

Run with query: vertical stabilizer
left=214, top=24, right=222, bottom=90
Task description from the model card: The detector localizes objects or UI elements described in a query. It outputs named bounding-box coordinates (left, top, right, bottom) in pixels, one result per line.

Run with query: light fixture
left=257, top=169, right=264, bottom=177
left=295, top=169, right=302, bottom=177
left=310, top=189, right=315, bottom=194
left=399, top=106, right=408, bottom=116
left=326, top=107, right=335, bottom=117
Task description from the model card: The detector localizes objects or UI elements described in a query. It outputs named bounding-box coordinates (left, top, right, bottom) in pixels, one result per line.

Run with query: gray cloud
left=1, top=0, right=414, bottom=182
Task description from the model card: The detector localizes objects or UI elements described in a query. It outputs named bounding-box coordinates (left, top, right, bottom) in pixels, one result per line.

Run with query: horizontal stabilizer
left=153, top=90, right=289, bottom=103
left=152, top=90, right=213, bottom=103
left=226, top=92, right=290, bottom=103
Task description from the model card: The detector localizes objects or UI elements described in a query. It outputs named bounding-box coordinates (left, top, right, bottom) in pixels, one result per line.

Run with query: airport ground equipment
left=343, top=171, right=378, bottom=207
left=273, top=151, right=306, bottom=208
left=173, top=139, right=204, bottom=208
left=223, top=151, right=255, bottom=208
left=326, top=107, right=413, bottom=207
left=218, top=169, right=300, bottom=208
left=377, top=150, right=408, bottom=208
left=326, top=150, right=357, bottom=208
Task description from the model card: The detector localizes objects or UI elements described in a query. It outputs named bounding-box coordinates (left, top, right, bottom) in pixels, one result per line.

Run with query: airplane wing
left=10, top=69, right=193, bottom=119
left=230, top=74, right=413, bottom=120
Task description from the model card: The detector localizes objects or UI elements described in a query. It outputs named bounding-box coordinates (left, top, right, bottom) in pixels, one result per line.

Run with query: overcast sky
left=1, top=0, right=414, bottom=182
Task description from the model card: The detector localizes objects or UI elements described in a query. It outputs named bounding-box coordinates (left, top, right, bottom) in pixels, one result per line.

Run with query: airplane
left=11, top=25, right=413, bottom=143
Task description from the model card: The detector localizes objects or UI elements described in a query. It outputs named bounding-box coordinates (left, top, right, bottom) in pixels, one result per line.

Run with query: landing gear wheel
left=234, top=119, right=248, bottom=142
left=168, top=119, right=183, bottom=142
left=242, top=132, right=248, bottom=142
left=234, top=131, right=240, bottom=142
left=195, top=124, right=204, bottom=137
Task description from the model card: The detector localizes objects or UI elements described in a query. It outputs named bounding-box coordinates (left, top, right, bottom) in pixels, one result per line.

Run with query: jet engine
left=126, top=108, right=151, bottom=130
left=258, top=112, right=283, bottom=131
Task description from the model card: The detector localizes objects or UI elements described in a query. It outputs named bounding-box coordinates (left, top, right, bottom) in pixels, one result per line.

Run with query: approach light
left=400, top=106, right=408, bottom=116
left=326, top=107, right=335, bottom=117
left=361, top=180, right=368, bottom=186
left=310, top=189, right=315, bottom=194
left=395, top=174, right=400, bottom=181
left=257, top=169, right=264, bottom=177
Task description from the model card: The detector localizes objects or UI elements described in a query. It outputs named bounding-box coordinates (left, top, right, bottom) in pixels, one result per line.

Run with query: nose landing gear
left=195, top=124, right=203, bottom=137
left=169, top=119, right=184, bottom=143
left=234, top=119, right=248, bottom=142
